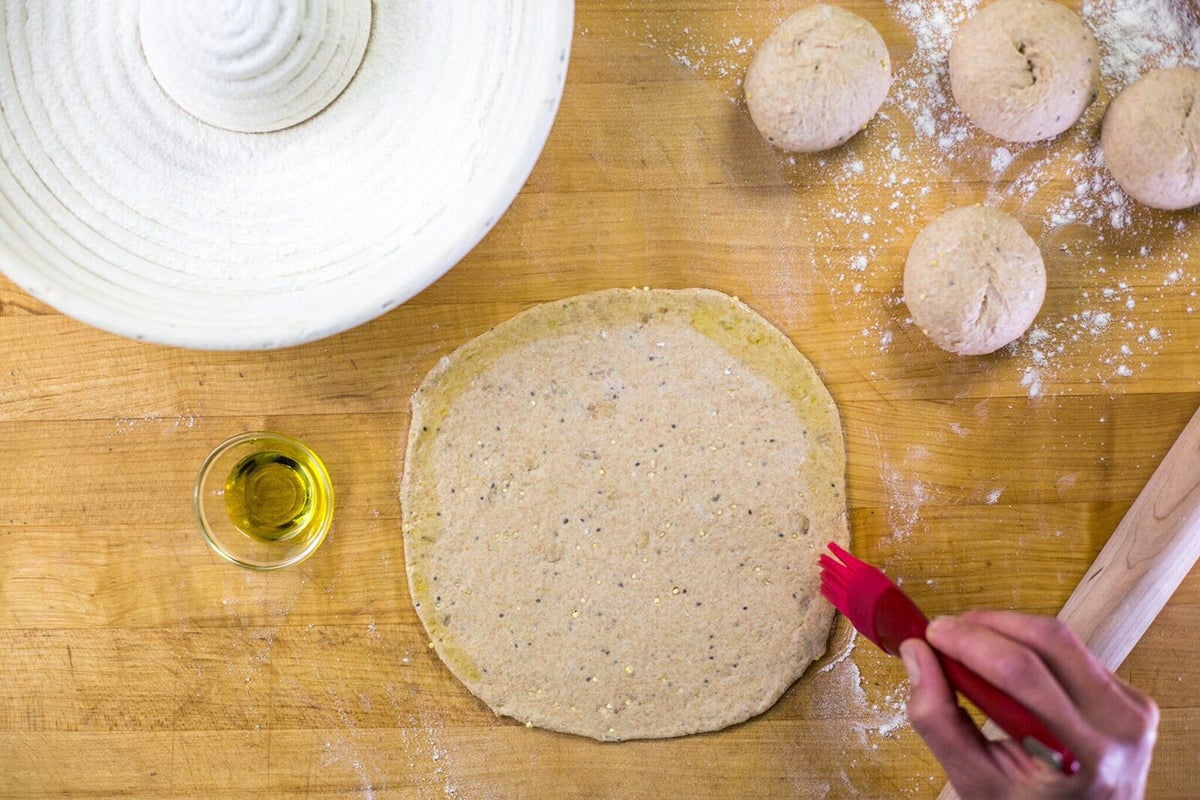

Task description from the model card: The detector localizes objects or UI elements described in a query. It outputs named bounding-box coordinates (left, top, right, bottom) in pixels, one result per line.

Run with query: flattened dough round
left=1101, top=67, right=1200, bottom=210
left=904, top=206, right=1046, bottom=356
left=745, top=5, right=891, bottom=152
left=401, top=288, right=849, bottom=740
left=949, top=0, right=1099, bottom=143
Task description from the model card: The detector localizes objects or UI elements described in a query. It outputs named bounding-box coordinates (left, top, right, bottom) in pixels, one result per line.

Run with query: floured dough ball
left=904, top=206, right=1045, bottom=356
left=949, top=0, right=1099, bottom=143
left=1101, top=67, right=1200, bottom=210
left=745, top=5, right=891, bottom=152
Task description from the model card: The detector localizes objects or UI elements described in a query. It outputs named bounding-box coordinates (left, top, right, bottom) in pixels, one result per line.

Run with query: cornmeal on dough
left=401, top=288, right=849, bottom=741
left=745, top=5, right=891, bottom=152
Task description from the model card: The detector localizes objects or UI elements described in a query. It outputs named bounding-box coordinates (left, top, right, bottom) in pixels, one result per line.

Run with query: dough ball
left=949, top=0, right=1099, bottom=143
left=904, top=206, right=1045, bottom=356
left=1101, top=67, right=1200, bottom=210
left=745, top=5, right=891, bottom=152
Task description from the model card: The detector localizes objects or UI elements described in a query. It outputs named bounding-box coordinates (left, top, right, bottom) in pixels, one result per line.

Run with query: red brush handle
left=939, top=655, right=1080, bottom=775
left=873, top=587, right=1079, bottom=775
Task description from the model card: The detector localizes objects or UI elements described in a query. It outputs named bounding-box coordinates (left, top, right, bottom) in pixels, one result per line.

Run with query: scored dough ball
left=1101, top=67, right=1200, bottom=210
left=904, top=206, right=1046, bottom=356
left=745, top=4, right=891, bottom=152
left=949, top=0, right=1099, bottom=143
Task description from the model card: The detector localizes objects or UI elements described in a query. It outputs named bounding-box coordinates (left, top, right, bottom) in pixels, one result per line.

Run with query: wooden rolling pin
left=937, top=403, right=1200, bottom=800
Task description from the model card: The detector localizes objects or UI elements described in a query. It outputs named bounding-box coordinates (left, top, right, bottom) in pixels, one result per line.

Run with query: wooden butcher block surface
left=1, top=2, right=1198, bottom=798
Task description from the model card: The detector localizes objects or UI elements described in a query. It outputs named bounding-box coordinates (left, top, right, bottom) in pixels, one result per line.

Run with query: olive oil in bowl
left=195, top=432, right=334, bottom=569
left=225, top=450, right=323, bottom=542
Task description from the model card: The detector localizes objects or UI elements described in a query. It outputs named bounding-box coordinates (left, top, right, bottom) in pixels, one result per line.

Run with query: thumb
left=901, top=639, right=997, bottom=792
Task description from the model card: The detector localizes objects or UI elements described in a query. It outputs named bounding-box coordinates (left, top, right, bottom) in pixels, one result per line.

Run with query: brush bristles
left=818, top=554, right=851, bottom=606
left=818, top=541, right=902, bottom=650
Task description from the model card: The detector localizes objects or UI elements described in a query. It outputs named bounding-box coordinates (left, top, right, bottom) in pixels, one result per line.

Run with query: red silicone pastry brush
left=819, top=542, right=1080, bottom=776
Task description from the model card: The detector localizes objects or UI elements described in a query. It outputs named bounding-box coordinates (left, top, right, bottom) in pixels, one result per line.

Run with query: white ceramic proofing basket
left=0, top=2, right=574, bottom=349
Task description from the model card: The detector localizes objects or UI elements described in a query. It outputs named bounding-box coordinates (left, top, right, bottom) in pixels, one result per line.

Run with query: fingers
left=905, top=613, right=1160, bottom=798
left=900, top=638, right=999, bottom=795
left=956, top=612, right=1120, bottom=704
left=954, top=610, right=1160, bottom=743
left=1115, top=680, right=1161, bottom=740
left=926, top=616, right=1104, bottom=761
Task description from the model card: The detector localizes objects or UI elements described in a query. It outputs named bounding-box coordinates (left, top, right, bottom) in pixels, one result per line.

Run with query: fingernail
left=926, top=616, right=952, bottom=640
left=899, top=640, right=921, bottom=686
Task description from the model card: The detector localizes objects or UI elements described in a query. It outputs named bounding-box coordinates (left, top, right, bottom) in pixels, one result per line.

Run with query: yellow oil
left=224, top=450, right=325, bottom=542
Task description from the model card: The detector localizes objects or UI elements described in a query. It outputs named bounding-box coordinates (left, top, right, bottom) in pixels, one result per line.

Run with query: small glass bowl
left=194, top=431, right=334, bottom=570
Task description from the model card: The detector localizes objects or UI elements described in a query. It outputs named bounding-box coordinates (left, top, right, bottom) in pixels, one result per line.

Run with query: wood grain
left=2, top=2, right=1199, bottom=798
left=1057, top=405, right=1200, bottom=666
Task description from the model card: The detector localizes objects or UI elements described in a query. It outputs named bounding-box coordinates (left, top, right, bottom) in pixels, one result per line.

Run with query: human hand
left=899, top=611, right=1158, bottom=799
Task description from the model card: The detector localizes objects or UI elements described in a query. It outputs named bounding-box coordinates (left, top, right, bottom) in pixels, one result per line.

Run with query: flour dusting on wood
left=635, top=0, right=1199, bottom=402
